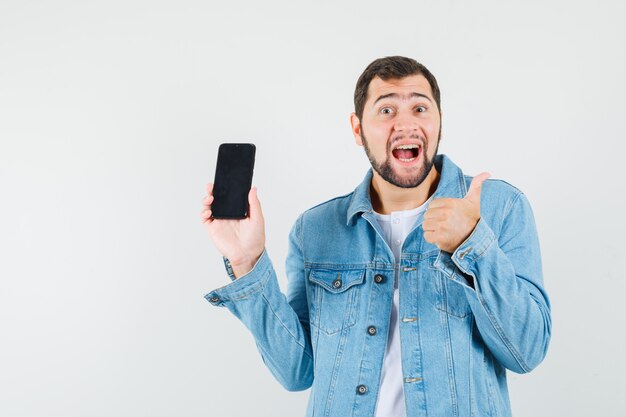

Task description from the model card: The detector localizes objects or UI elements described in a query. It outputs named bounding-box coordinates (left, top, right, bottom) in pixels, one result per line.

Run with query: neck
left=370, top=166, right=440, bottom=214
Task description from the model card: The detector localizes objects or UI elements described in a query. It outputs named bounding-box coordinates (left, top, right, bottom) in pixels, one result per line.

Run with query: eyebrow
left=373, top=92, right=433, bottom=106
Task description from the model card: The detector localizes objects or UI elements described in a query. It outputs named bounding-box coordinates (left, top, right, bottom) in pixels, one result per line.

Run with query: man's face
left=351, top=74, right=441, bottom=188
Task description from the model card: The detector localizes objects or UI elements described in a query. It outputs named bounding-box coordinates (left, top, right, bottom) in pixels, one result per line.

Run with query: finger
left=465, top=172, right=491, bottom=203
left=206, top=182, right=214, bottom=196
left=203, top=195, right=214, bottom=206
left=422, top=219, right=436, bottom=232
left=424, top=207, right=449, bottom=223
left=428, top=197, right=452, bottom=209
left=201, top=209, right=213, bottom=223
left=248, top=187, right=264, bottom=222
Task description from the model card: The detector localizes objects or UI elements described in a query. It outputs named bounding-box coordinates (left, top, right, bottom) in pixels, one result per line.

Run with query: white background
left=1, top=0, right=624, bottom=416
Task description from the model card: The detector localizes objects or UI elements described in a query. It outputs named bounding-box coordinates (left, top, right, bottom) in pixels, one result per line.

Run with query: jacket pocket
left=307, top=268, right=365, bottom=335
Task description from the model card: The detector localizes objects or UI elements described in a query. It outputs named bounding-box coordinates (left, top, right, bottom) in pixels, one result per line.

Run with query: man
left=201, top=56, right=551, bottom=417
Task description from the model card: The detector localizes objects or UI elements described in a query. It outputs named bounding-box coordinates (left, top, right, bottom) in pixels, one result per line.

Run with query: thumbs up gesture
left=423, top=172, right=491, bottom=253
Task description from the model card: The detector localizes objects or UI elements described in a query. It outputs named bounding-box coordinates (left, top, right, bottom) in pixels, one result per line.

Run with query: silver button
left=393, top=218, right=400, bottom=224
left=395, top=239, right=401, bottom=246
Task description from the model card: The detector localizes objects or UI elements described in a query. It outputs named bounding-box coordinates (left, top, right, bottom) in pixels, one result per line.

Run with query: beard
left=361, top=126, right=441, bottom=189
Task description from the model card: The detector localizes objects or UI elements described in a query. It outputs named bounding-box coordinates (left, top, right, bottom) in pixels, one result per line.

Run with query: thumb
left=466, top=172, right=491, bottom=203
left=248, top=186, right=264, bottom=222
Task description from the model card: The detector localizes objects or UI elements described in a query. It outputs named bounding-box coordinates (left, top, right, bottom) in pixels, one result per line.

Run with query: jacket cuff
left=222, top=256, right=236, bottom=281
left=205, top=249, right=270, bottom=307
left=452, top=217, right=496, bottom=274
left=433, top=218, right=496, bottom=289
left=433, top=251, right=475, bottom=289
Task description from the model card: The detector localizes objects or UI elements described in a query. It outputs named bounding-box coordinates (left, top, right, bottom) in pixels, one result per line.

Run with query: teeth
left=398, top=157, right=416, bottom=162
left=395, top=144, right=420, bottom=150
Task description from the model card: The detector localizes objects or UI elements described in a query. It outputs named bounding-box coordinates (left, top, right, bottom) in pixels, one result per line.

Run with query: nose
left=393, top=109, right=420, bottom=133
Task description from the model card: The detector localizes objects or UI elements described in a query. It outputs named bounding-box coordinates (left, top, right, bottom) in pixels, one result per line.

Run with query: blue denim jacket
left=206, top=154, right=551, bottom=417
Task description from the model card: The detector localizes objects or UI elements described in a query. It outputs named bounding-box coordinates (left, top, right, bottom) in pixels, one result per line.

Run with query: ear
left=350, top=112, right=363, bottom=146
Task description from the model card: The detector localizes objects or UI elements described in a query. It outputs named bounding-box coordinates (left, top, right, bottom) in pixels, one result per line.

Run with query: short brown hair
left=353, top=56, right=441, bottom=120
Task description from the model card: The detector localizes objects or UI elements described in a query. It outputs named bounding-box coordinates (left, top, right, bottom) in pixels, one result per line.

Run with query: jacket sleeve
left=204, top=215, right=314, bottom=390
left=435, top=191, right=551, bottom=373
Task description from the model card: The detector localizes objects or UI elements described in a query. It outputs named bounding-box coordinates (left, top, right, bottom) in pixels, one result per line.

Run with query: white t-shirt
left=372, top=195, right=433, bottom=417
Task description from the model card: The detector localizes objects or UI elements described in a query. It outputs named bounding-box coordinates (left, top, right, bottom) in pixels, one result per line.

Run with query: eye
left=380, top=107, right=394, bottom=115
left=416, top=106, right=427, bottom=113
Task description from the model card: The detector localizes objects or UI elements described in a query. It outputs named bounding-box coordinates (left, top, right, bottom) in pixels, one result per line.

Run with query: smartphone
left=211, top=143, right=256, bottom=219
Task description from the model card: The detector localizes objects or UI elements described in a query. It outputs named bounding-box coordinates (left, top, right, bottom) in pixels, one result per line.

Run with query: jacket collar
left=346, top=154, right=468, bottom=226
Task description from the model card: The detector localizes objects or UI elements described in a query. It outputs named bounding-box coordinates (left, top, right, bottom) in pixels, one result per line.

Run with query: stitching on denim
left=495, top=189, right=523, bottom=238
left=469, top=323, right=475, bottom=417
left=440, top=307, right=460, bottom=417
left=323, top=322, right=350, bottom=417
left=297, top=212, right=306, bottom=265
left=311, top=284, right=322, bottom=354
left=402, top=249, right=439, bottom=260
left=433, top=270, right=472, bottom=318
left=261, top=292, right=314, bottom=360
left=223, top=266, right=271, bottom=300
left=483, top=351, right=498, bottom=417
left=459, top=173, right=468, bottom=195
left=313, top=283, right=359, bottom=336
left=304, top=261, right=396, bottom=271
left=431, top=253, right=454, bottom=278
left=475, top=291, right=530, bottom=373
left=305, top=262, right=373, bottom=269
left=309, top=279, right=362, bottom=294
left=473, top=224, right=496, bottom=260
left=503, top=189, right=523, bottom=220
left=413, top=235, right=430, bottom=416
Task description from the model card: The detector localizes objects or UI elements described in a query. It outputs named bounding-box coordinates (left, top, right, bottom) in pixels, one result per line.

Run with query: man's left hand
left=423, top=172, right=491, bottom=253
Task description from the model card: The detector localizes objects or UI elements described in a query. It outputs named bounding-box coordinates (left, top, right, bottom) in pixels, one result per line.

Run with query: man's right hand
left=200, top=183, right=266, bottom=278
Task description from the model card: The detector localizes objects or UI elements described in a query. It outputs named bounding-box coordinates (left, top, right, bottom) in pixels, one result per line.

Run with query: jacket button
left=332, top=279, right=342, bottom=289
left=356, top=384, right=368, bottom=395
left=367, top=326, right=377, bottom=336
left=374, top=274, right=385, bottom=284
left=209, top=296, right=220, bottom=303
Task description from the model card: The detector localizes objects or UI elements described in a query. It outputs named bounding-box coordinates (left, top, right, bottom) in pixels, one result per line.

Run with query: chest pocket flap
left=309, top=269, right=365, bottom=293
left=308, top=268, right=366, bottom=335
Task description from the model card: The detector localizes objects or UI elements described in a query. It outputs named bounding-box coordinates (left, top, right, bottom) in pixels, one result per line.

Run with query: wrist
left=231, top=262, right=254, bottom=279
left=229, top=251, right=263, bottom=279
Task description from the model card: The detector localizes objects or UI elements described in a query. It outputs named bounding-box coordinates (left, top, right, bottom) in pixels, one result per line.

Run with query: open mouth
left=391, top=143, right=421, bottom=162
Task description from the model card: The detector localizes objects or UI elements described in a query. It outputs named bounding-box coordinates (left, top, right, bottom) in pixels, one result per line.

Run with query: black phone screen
left=211, top=143, right=256, bottom=219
